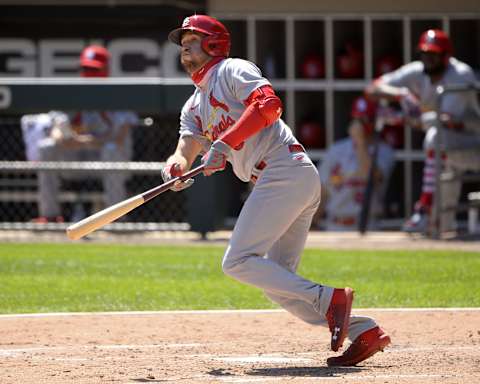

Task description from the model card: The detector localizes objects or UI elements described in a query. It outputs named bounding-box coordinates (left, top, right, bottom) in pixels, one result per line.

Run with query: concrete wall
left=0, top=0, right=202, bottom=5
left=209, top=0, right=480, bottom=14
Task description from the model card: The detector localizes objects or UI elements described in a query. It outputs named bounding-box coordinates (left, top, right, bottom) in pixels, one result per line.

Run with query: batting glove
left=202, top=140, right=230, bottom=176
left=161, top=163, right=194, bottom=192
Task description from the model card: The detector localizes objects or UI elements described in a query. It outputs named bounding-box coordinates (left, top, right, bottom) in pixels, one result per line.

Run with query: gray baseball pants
left=222, top=146, right=377, bottom=342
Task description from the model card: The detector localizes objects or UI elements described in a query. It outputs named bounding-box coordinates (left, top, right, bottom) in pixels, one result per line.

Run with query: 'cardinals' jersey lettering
left=179, top=58, right=298, bottom=182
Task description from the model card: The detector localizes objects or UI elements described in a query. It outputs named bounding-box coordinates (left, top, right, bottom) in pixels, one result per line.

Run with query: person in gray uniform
left=161, top=14, right=391, bottom=366
left=28, top=45, right=138, bottom=223
left=367, top=29, right=480, bottom=234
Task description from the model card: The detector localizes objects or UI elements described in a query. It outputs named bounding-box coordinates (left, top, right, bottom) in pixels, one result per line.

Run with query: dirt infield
left=1, top=309, right=479, bottom=383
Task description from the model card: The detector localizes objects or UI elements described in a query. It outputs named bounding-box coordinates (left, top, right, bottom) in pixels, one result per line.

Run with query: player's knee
left=221, top=249, right=245, bottom=277
left=423, top=126, right=438, bottom=150
left=221, top=256, right=238, bottom=276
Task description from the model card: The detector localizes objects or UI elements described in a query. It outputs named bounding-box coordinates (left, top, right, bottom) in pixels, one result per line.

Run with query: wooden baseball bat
left=358, top=102, right=389, bottom=235
left=66, top=164, right=205, bottom=240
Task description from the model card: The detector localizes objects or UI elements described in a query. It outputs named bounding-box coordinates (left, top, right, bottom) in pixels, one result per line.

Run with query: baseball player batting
left=161, top=14, right=391, bottom=366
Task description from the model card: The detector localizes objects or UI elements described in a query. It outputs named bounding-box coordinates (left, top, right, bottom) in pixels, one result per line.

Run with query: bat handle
left=142, top=164, right=206, bottom=202
left=180, top=164, right=206, bottom=180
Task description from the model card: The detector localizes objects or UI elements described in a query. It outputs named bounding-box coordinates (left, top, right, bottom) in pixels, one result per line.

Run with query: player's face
left=349, top=119, right=366, bottom=139
left=180, top=32, right=211, bottom=74
left=420, top=51, right=446, bottom=76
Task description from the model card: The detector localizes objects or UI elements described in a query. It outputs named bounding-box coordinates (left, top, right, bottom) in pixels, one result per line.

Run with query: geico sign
left=0, top=86, right=12, bottom=109
left=0, top=38, right=185, bottom=77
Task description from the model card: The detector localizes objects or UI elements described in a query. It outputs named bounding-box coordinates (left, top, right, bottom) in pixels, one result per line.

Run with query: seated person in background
left=24, top=45, right=139, bottom=223
left=366, top=29, right=480, bottom=233
left=313, top=96, right=395, bottom=231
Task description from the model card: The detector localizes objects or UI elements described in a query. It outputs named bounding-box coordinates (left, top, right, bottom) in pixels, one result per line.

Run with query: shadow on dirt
left=207, top=366, right=363, bottom=378
left=247, top=366, right=363, bottom=377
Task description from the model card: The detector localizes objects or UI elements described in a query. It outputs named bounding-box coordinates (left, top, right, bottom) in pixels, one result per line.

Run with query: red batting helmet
left=417, top=29, right=452, bottom=56
left=336, top=43, right=364, bottom=78
left=351, top=96, right=377, bottom=135
left=375, top=55, right=401, bottom=77
left=297, top=121, right=325, bottom=148
left=80, top=45, right=109, bottom=70
left=168, top=15, right=231, bottom=57
left=300, top=53, right=325, bottom=79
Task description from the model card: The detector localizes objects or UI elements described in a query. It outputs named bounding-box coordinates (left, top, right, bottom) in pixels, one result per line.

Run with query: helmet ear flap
left=201, top=35, right=230, bottom=57
left=201, top=35, right=216, bottom=56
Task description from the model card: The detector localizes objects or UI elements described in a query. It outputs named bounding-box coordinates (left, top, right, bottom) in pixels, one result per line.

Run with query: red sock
left=417, top=149, right=447, bottom=213
left=417, top=193, right=433, bottom=212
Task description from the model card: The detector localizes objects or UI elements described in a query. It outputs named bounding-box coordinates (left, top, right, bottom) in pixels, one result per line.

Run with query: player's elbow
left=245, top=85, right=283, bottom=126
left=257, top=95, right=283, bottom=126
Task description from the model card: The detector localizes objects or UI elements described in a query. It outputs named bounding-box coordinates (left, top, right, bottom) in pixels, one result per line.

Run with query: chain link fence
left=0, top=112, right=191, bottom=231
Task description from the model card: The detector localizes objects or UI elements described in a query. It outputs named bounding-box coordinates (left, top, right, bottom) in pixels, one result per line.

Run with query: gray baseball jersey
left=179, top=57, right=377, bottom=341
left=380, top=57, right=477, bottom=119
left=70, top=111, right=138, bottom=157
left=319, top=138, right=395, bottom=231
left=180, top=58, right=298, bottom=182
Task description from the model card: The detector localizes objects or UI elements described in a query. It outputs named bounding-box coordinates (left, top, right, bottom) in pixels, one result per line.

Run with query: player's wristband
left=211, top=139, right=232, bottom=155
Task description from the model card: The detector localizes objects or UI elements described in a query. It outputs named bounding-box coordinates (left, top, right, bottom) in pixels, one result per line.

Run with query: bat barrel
left=66, top=164, right=206, bottom=240
left=66, top=195, right=145, bottom=240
